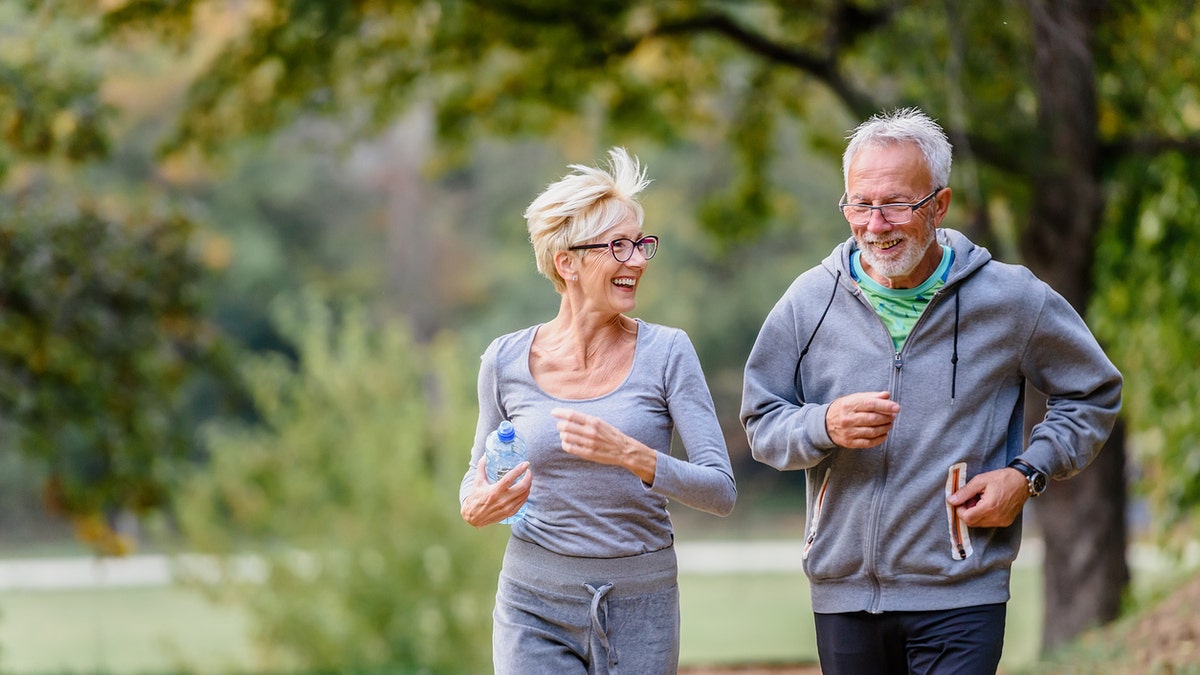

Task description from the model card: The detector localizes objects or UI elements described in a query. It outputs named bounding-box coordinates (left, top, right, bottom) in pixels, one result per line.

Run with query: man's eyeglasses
left=838, top=188, right=943, bottom=226
left=568, top=235, right=659, bottom=262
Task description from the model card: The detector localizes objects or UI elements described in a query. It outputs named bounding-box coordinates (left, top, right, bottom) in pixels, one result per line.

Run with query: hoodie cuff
left=808, top=402, right=836, bottom=449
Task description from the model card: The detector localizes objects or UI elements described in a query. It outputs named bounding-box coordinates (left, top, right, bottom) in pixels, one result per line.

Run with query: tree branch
left=1101, top=134, right=1200, bottom=164
left=957, top=131, right=1033, bottom=174
left=645, top=9, right=882, bottom=119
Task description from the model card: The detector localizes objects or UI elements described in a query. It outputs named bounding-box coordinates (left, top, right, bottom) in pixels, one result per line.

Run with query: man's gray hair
left=843, top=108, right=952, bottom=191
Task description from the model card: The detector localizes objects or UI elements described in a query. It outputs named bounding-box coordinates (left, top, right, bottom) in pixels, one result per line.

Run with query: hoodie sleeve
left=740, top=281, right=837, bottom=471
left=1019, top=282, right=1123, bottom=479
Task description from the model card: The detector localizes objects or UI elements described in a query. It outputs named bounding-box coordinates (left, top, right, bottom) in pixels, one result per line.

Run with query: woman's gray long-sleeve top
left=462, top=319, right=737, bottom=558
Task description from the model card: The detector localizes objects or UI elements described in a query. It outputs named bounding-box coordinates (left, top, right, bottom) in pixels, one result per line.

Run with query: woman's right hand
left=460, top=455, right=533, bottom=528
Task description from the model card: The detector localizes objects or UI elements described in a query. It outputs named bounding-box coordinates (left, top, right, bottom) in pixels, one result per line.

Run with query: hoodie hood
left=812, top=227, right=994, bottom=403
left=822, top=227, right=993, bottom=290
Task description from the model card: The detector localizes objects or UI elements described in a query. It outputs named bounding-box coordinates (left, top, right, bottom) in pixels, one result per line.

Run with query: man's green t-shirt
left=850, top=244, right=954, bottom=351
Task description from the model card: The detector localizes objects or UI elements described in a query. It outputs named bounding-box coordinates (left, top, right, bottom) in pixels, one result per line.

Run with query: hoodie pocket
left=801, top=468, right=832, bottom=561
left=945, top=462, right=973, bottom=560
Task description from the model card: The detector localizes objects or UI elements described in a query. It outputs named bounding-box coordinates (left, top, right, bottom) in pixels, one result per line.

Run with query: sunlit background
left=1, top=2, right=1199, bottom=673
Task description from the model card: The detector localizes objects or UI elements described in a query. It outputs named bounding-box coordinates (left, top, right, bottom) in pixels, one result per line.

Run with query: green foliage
left=1095, top=3, right=1200, bottom=141
left=30, top=0, right=1200, bottom=631
left=1090, top=6, right=1200, bottom=537
left=1093, top=152, right=1200, bottom=540
left=195, top=132, right=390, bottom=353
left=0, top=209, right=227, bottom=549
left=0, top=0, right=240, bottom=551
left=84, top=1, right=1062, bottom=248
left=174, top=292, right=502, bottom=673
left=697, top=65, right=778, bottom=244
left=0, top=1, right=111, bottom=176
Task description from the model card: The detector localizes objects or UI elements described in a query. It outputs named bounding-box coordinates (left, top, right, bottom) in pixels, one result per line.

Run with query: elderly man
left=741, top=107, right=1122, bottom=674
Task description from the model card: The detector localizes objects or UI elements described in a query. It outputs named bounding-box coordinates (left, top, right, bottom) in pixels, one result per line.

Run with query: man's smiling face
left=845, top=142, right=946, bottom=289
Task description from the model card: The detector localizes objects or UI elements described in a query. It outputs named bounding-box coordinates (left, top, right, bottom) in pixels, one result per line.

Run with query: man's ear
left=933, top=187, right=952, bottom=224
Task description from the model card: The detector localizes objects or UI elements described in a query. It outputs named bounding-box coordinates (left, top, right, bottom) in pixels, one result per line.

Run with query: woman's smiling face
left=574, top=216, right=650, bottom=314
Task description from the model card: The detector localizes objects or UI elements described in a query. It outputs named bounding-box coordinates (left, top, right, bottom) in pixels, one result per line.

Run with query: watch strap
left=1007, top=458, right=1047, bottom=496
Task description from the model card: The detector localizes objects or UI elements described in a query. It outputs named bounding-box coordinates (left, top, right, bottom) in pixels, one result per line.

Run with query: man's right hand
left=825, top=391, right=900, bottom=448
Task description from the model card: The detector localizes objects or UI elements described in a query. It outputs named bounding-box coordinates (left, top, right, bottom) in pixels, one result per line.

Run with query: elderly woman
left=459, top=147, right=737, bottom=674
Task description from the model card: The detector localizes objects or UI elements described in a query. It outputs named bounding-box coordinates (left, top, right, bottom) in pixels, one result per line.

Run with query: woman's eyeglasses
left=568, top=235, right=659, bottom=262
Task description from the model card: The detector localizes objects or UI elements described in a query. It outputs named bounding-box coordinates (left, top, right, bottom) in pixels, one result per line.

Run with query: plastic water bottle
left=485, top=420, right=529, bottom=524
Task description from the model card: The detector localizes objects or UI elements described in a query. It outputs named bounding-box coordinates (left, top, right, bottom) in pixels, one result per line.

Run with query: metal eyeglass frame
left=838, top=188, right=943, bottom=225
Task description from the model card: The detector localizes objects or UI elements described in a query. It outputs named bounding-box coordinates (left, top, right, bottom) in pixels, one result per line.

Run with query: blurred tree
left=1093, top=154, right=1200, bottom=551
left=0, top=1, right=235, bottom=553
left=0, top=1, right=109, bottom=172
left=193, top=127, right=392, bottom=353
left=174, top=292, right=501, bottom=673
left=82, top=0, right=1200, bottom=651
left=0, top=210, right=231, bottom=554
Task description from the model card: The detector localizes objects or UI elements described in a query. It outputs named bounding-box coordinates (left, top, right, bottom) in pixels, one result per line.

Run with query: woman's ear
left=554, top=250, right=577, bottom=281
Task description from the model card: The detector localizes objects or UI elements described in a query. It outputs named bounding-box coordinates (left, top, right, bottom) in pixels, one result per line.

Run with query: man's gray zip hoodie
left=741, top=228, right=1122, bottom=614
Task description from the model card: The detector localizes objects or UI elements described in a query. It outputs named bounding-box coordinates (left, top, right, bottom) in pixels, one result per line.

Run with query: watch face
left=1032, top=473, right=1048, bottom=494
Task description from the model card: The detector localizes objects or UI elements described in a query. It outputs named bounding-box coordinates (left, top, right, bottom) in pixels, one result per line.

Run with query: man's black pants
left=814, top=603, right=1006, bottom=675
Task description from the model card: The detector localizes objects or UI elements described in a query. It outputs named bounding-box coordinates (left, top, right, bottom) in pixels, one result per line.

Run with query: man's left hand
left=948, top=468, right=1030, bottom=528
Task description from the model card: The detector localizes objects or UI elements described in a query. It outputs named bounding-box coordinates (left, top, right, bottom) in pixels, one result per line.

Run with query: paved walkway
left=0, top=539, right=1058, bottom=591
left=0, top=553, right=265, bottom=591
left=0, top=554, right=175, bottom=590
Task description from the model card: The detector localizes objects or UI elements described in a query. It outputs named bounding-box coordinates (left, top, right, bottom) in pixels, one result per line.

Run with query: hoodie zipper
left=842, top=246, right=967, bottom=610
left=801, top=468, right=832, bottom=560
left=848, top=287, right=897, bottom=614
left=947, top=462, right=972, bottom=560
left=853, top=285, right=955, bottom=613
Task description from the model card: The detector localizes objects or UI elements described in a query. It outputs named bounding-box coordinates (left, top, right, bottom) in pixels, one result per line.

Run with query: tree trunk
left=1021, top=0, right=1129, bottom=653
left=1024, top=389, right=1129, bottom=651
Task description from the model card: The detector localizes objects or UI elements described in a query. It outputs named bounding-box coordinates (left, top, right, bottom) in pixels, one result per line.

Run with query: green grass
left=679, top=572, right=817, bottom=667
left=0, top=586, right=254, bottom=674
left=0, top=566, right=1044, bottom=674
left=678, top=566, right=1043, bottom=672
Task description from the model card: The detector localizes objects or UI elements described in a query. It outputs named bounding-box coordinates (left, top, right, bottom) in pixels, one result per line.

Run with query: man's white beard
left=859, top=224, right=936, bottom=281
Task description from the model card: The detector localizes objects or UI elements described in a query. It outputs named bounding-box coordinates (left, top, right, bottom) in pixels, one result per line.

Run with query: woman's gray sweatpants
left=492, top=536, right=680, bottom=675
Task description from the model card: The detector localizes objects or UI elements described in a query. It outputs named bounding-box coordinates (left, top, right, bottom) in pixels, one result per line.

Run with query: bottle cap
left=497, top=420, right=516, bottom=442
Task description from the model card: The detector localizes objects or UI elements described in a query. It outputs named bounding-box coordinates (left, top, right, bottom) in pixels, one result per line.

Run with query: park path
left=0, top=539, right=1051, bottom=591
left=0, top=539, right=810, bottom=590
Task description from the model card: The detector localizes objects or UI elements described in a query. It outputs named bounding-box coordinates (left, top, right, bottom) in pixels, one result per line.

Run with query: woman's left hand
left=551, top=407, right=656, bottom=484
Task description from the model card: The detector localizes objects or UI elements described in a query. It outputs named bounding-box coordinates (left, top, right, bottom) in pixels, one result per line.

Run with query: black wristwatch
left=1008, top=458, right=1047, bottom=497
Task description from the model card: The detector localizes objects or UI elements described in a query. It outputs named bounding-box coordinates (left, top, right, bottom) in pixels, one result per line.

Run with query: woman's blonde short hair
left=524, top=147, right=651, bottom=292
